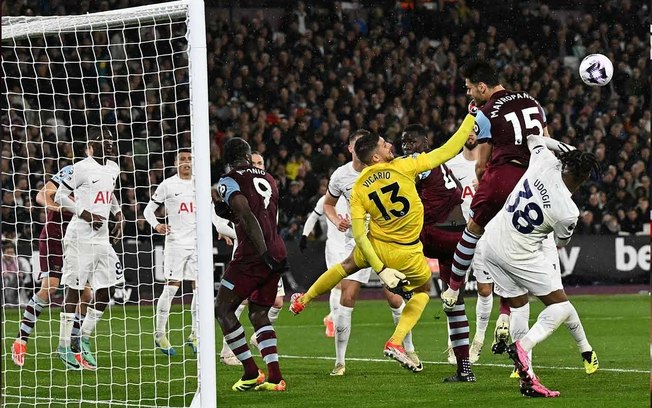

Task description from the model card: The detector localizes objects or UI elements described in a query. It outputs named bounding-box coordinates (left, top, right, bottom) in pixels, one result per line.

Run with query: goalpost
left=1, top=1, right=216, bottom=407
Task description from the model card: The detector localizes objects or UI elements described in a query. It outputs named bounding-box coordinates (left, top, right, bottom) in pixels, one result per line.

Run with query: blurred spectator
left=1, top=241, right=32, bottom=307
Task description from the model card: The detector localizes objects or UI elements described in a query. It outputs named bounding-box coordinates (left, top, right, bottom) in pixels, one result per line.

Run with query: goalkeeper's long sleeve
left=351, top=217, right=384, bottom=273
left=414, top=114, right=476, bottom=174
left=143, top=200, right=160, bottom=228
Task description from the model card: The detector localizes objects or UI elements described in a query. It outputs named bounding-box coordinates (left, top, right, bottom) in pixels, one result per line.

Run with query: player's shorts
left=339, top=238, right=373, bottom=284
left=483, top=241, right=562, bottom=298
left=221, top=260, right=280, bottom=307
left=352, top=237, right=431, bottom=291
left=164, top=247, right=197, bottom=282
left=542, top=234, right=560, bottom=271
left=471, top=237, right=493, bottom=284
left=61, top=241, right=125, bottom=290
left=38, top=236, right=64, bottom=280
left=469, top=163, right=527, bottom=228
left=325, top=240, right=349, bottom=269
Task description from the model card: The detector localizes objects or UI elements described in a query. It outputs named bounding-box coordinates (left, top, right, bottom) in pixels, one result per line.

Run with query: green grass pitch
left=3, top=294, right=649, bottom=407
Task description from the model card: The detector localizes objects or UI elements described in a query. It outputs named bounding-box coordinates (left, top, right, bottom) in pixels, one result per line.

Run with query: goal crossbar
left=2, top=0, right=190, bottom=41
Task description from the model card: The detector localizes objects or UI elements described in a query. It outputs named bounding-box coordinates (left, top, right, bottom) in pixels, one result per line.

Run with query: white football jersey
left=485, top=145, right=579, bottom=262
left=446, top=152, right=477, bottom=221
left=62, top=157, right=120, bottom=244
left=327, top=161, right=360, bottom=241
left=150, top=175, right=196, bottom=249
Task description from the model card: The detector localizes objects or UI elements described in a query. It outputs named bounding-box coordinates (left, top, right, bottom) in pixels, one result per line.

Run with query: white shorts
left=471, top=237, right=493, bottom=284
left=325, top=240, right=349, bottom=269
left=542, top=234, right=560, bottom=271
left=62, top=241, right=125, bottom=290
left=483, top=242, right=563, bottom=298
left=164, top=247, right=197, bottom=281
left=336, top=238, right=373, bottom=284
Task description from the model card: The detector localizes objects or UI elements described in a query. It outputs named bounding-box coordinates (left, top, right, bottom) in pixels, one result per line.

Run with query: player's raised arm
left=324, top=189, right=350, bottom=232
left=527, top=134, right=576, bottom=153
left=413, top=114, right=476, bottom=174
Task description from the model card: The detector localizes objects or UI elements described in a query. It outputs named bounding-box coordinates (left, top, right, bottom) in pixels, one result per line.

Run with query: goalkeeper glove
left=378, top=267, right=413, bottom=300
left=441, top=287, right=459, bottom=312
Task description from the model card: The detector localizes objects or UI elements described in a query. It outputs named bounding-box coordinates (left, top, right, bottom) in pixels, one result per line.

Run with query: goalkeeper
left=291, top=114, right=475, bottom=370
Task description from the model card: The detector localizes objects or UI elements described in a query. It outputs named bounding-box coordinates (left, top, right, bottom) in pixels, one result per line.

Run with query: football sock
left=58, top=312, right=75, bottom=348
left=80, top=307, right=104, bottom=339
left=71, top=311, right=86, bottom=340
left=222, top=304, right=246, bottom=354
left=225, top=325, right=259, bottom=379
left=268, top=306, right=281, bottom=325
left=329, top=287, right=342, bottom=317
left=451, top=228, right=481, bottom=290
left=18, top=293, right=46, bottom=342
left=391, top=303, right=414, bottom=352
left=563, top=302, right=592, bottom=353
left=520, top=301, right=572, bottom=352
left=155, top=285, right=178, bottom=339
left=255, top=325, right=283, bottom=383
left=474, top=293, right=493, bottom=343
left=303, top=263, right=347, bottom=304
left=446, top=303, right=470, bottom=369
left=389, top=292, right=428, bottom=345
left=509, top=303, right=530, bottom=342
left=334, top=305, right=353, bottom=365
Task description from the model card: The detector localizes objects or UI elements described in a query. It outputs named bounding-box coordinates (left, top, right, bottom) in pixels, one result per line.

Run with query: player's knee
left=477, top=283, right=492, bottom=297
left=467, top=219, right=484, bottom=236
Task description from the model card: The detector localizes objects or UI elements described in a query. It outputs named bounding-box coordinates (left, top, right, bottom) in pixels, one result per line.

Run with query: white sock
left=155, top=285, right=179, bottom=339
left=334, top=305, right=353, bottom=365
left=474, top=294, right=493, bottom=343
left=80, top=307, right=104, bottom=339
left=521, top=301, right=572, bottom=352
left=509, top=304, right=530, bottom=342
left=58, top=312, right=75, bottom=347
left=391, top=303, right=414, bottom=352
left=268, top=306, right=281, bottom=325
left=190, top=288, right=198, bottom=336
left=563, top=302, right=592, bottom=353
left=329, top=288, right=341, bottom=317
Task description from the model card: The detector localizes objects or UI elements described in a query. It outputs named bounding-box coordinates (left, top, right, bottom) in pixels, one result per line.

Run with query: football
left=579, top=53, right=613, bottom=86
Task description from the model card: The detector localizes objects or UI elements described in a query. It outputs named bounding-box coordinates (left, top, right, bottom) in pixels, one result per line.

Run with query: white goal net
left=1, top=1, right=215, bottom=407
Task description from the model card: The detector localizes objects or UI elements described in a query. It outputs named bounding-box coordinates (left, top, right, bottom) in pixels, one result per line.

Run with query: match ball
left=579, top=54, right=613, bottom=87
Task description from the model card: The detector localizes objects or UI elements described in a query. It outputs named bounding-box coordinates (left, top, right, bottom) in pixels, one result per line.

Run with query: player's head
left=401, top=124, right=429, bottom=155
left=86, top=126, right=115, bottom=161
left=223, top=137, right=252, bottom=167
left=176, top=148, right=192, bottom=178
left=559, top=150, right=601, bottom=192
left=465, top=131, right=478, bottom=150
left=251, top=151, right=265, bottom=170
left=348, top=129, right=370, bottom=157
left=354, top=132, right=394, bottom=165
left=462, top=59, right=500, bottom=105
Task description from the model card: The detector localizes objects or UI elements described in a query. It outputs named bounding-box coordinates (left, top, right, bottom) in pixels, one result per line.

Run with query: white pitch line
left=278, top=354, right=649, bottom=374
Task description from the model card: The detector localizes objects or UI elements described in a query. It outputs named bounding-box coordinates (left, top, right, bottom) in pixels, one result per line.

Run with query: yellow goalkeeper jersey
left=350, top=114, right=475, bottom=249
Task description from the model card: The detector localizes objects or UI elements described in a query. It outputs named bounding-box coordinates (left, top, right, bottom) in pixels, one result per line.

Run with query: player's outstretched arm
left=415, top=114, right=476, bottom=174
left=527, top=134, right=576, bottom=153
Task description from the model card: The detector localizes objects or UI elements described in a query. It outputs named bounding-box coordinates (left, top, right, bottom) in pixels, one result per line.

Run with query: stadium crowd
left=1, top=0, right=650, bottom=254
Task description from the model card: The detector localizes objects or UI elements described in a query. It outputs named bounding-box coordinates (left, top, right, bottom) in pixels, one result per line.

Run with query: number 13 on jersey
left=368, top=182, right=410, bottom=221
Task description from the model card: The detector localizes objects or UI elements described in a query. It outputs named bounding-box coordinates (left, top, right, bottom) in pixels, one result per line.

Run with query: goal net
left=1, top=1, right=215, bottom=406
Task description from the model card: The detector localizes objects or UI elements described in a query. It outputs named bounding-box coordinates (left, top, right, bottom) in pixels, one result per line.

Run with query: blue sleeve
left=217, top=176, right=241, bottom=206
left=474, top=111, right=492, bottom=143
left=51, top=165, right=74, bottom=187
